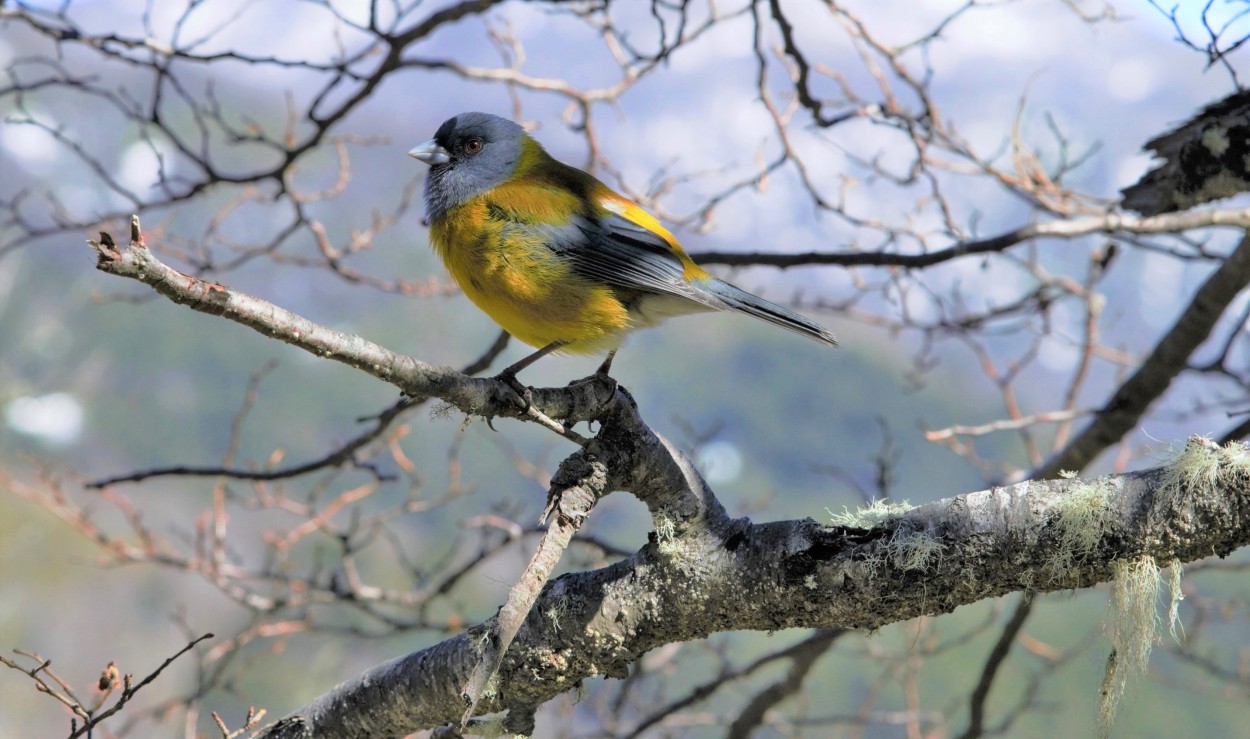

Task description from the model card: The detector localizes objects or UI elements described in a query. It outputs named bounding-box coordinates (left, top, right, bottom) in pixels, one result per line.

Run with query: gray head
left=409, top=112, right=528, bottom=221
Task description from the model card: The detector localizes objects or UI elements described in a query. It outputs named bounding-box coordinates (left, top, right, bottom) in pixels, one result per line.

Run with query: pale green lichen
left=828, top=500, right=941, bottom=577
left=1045, top=477, right=1116, bottom=585
left=1157, top=437, right=1250, bottom=511
left=1090, top=438, right=1245, bottom=736
left=1110, top=556, right=1161, bottom=674
left=1166, top=558, right=1184, bottom=642
left=546, top=598, right=570, bottom=634
left=480, top=671, right=502, bottom=702
left=1099, top=555, right=1163, bottom=737
left=1157, top=437, right=1223, bottom=509
left=859, top=549, right=888, bottom=579
left=653, top=516, right=681, bottom=556
left=1096, top=649, right=1119, bottom=732
left=472, top=628, right=492, bottom=655
left=1143, top=436, right=1247, bottom=650
left=828, top=499, right=913, bottom=528
left=888, top=528, right=944, bottom=571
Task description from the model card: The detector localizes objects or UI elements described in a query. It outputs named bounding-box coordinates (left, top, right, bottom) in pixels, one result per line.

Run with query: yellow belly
left=430, top=201, right=633, bottom=353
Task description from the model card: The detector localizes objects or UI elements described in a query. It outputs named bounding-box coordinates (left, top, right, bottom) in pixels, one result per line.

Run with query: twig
left=2, top=634, right=214, bottom=738
left=459, top=447, right=610, bottom=729
left=958, top=595, right=1034, bottom=739
left=87, top=216, right=616, bottom=438
left=926, top=408, right=1091, bottom=441
left=692, top=207, right=1250, bottom=270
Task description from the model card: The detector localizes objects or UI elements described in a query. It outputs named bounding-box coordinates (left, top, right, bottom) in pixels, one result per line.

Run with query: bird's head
left=410, top=112, right=528, bottom=221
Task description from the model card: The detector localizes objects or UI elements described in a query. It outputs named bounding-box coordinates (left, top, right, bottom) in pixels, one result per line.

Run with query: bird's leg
left=595, top=349, right=617, bottom=378
left=570, top=350, right=620, bottom=433
left=494, top=341, right=566, bottom=403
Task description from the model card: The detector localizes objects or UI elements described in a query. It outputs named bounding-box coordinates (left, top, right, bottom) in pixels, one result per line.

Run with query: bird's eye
left=464, top=137, right=483, bottom=154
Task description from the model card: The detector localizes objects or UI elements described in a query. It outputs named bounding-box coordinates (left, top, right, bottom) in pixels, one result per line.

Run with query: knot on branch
left=542, top=451, right=609, bottom=525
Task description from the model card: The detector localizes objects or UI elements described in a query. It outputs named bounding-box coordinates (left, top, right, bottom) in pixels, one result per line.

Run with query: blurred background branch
left=4, top=0, right=1250, bottom=736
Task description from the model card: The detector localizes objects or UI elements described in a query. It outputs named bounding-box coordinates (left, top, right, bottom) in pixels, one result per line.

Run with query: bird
left=408, top=112, right=837, bottom=392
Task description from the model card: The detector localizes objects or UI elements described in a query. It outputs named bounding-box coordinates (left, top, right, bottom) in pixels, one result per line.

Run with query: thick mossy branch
left=260, top=437, right=1250, bottom=737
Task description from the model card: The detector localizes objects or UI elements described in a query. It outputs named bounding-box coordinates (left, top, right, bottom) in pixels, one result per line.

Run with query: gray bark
left=259, top=439, right=1250, bottom=737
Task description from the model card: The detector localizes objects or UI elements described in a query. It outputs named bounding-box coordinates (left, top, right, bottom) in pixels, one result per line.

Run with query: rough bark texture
left=259, top=439, right=1250, bottom=738
left=1121, top=89, right=1250, bottom=216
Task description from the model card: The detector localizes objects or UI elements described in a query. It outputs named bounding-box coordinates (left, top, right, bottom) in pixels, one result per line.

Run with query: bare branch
left=1038, top=232, right=1250, bottom=477
left=87, top=217, right=616, bottom=436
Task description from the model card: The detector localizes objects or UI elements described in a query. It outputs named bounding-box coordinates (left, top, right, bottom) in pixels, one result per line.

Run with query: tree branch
left=459, top=444, right=610, bottom=732
left=691, top=207, right=1250, bottom=270
left=958, top=595, right=1034, bottom=739
left=1038, top=231, right=1250, bottom=476
left=87, top=217, right=616, bottom=436
left=86, top=331, right=512, bottom=489
left=258, top=437, right=1250, bottom=737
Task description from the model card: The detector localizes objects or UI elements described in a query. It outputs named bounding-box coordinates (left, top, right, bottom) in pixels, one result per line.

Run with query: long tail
left=695, top=278, right=838, bottom=347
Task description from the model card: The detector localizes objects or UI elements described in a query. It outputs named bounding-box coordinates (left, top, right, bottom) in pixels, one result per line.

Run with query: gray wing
left=535, top=213, right=723, bottom=309
left=503, top=210, right=839, bottom=345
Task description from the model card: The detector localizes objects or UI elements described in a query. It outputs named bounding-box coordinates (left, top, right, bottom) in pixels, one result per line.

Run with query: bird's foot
left=495, top=370, right=534, bottom=410
left=485, top=371, right=533, bottom=432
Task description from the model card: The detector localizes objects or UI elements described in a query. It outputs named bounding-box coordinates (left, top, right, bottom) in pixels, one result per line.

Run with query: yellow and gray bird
left=409, top=112, right=837, bottom=384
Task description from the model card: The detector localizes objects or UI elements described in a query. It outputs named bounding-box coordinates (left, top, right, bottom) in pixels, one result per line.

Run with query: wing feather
left=530, top=212, right=724, bottom=309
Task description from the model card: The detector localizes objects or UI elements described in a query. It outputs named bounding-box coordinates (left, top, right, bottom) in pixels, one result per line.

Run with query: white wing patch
left=599, top=198, right=626, bottom=215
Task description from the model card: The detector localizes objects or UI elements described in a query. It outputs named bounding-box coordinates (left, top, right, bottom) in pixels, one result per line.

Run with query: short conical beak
left=408, top=139, right=450, bottom=165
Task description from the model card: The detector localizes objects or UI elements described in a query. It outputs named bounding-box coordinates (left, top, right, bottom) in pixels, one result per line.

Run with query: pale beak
left=408, top=139, right=450, bottom=165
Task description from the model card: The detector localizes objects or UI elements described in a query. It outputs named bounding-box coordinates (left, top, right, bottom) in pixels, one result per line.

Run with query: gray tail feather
left=700, top=278, right=838, bottom=347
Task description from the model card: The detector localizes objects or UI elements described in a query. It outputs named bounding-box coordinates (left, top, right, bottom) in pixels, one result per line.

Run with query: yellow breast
left=429, top=190, right=633, bottom=353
